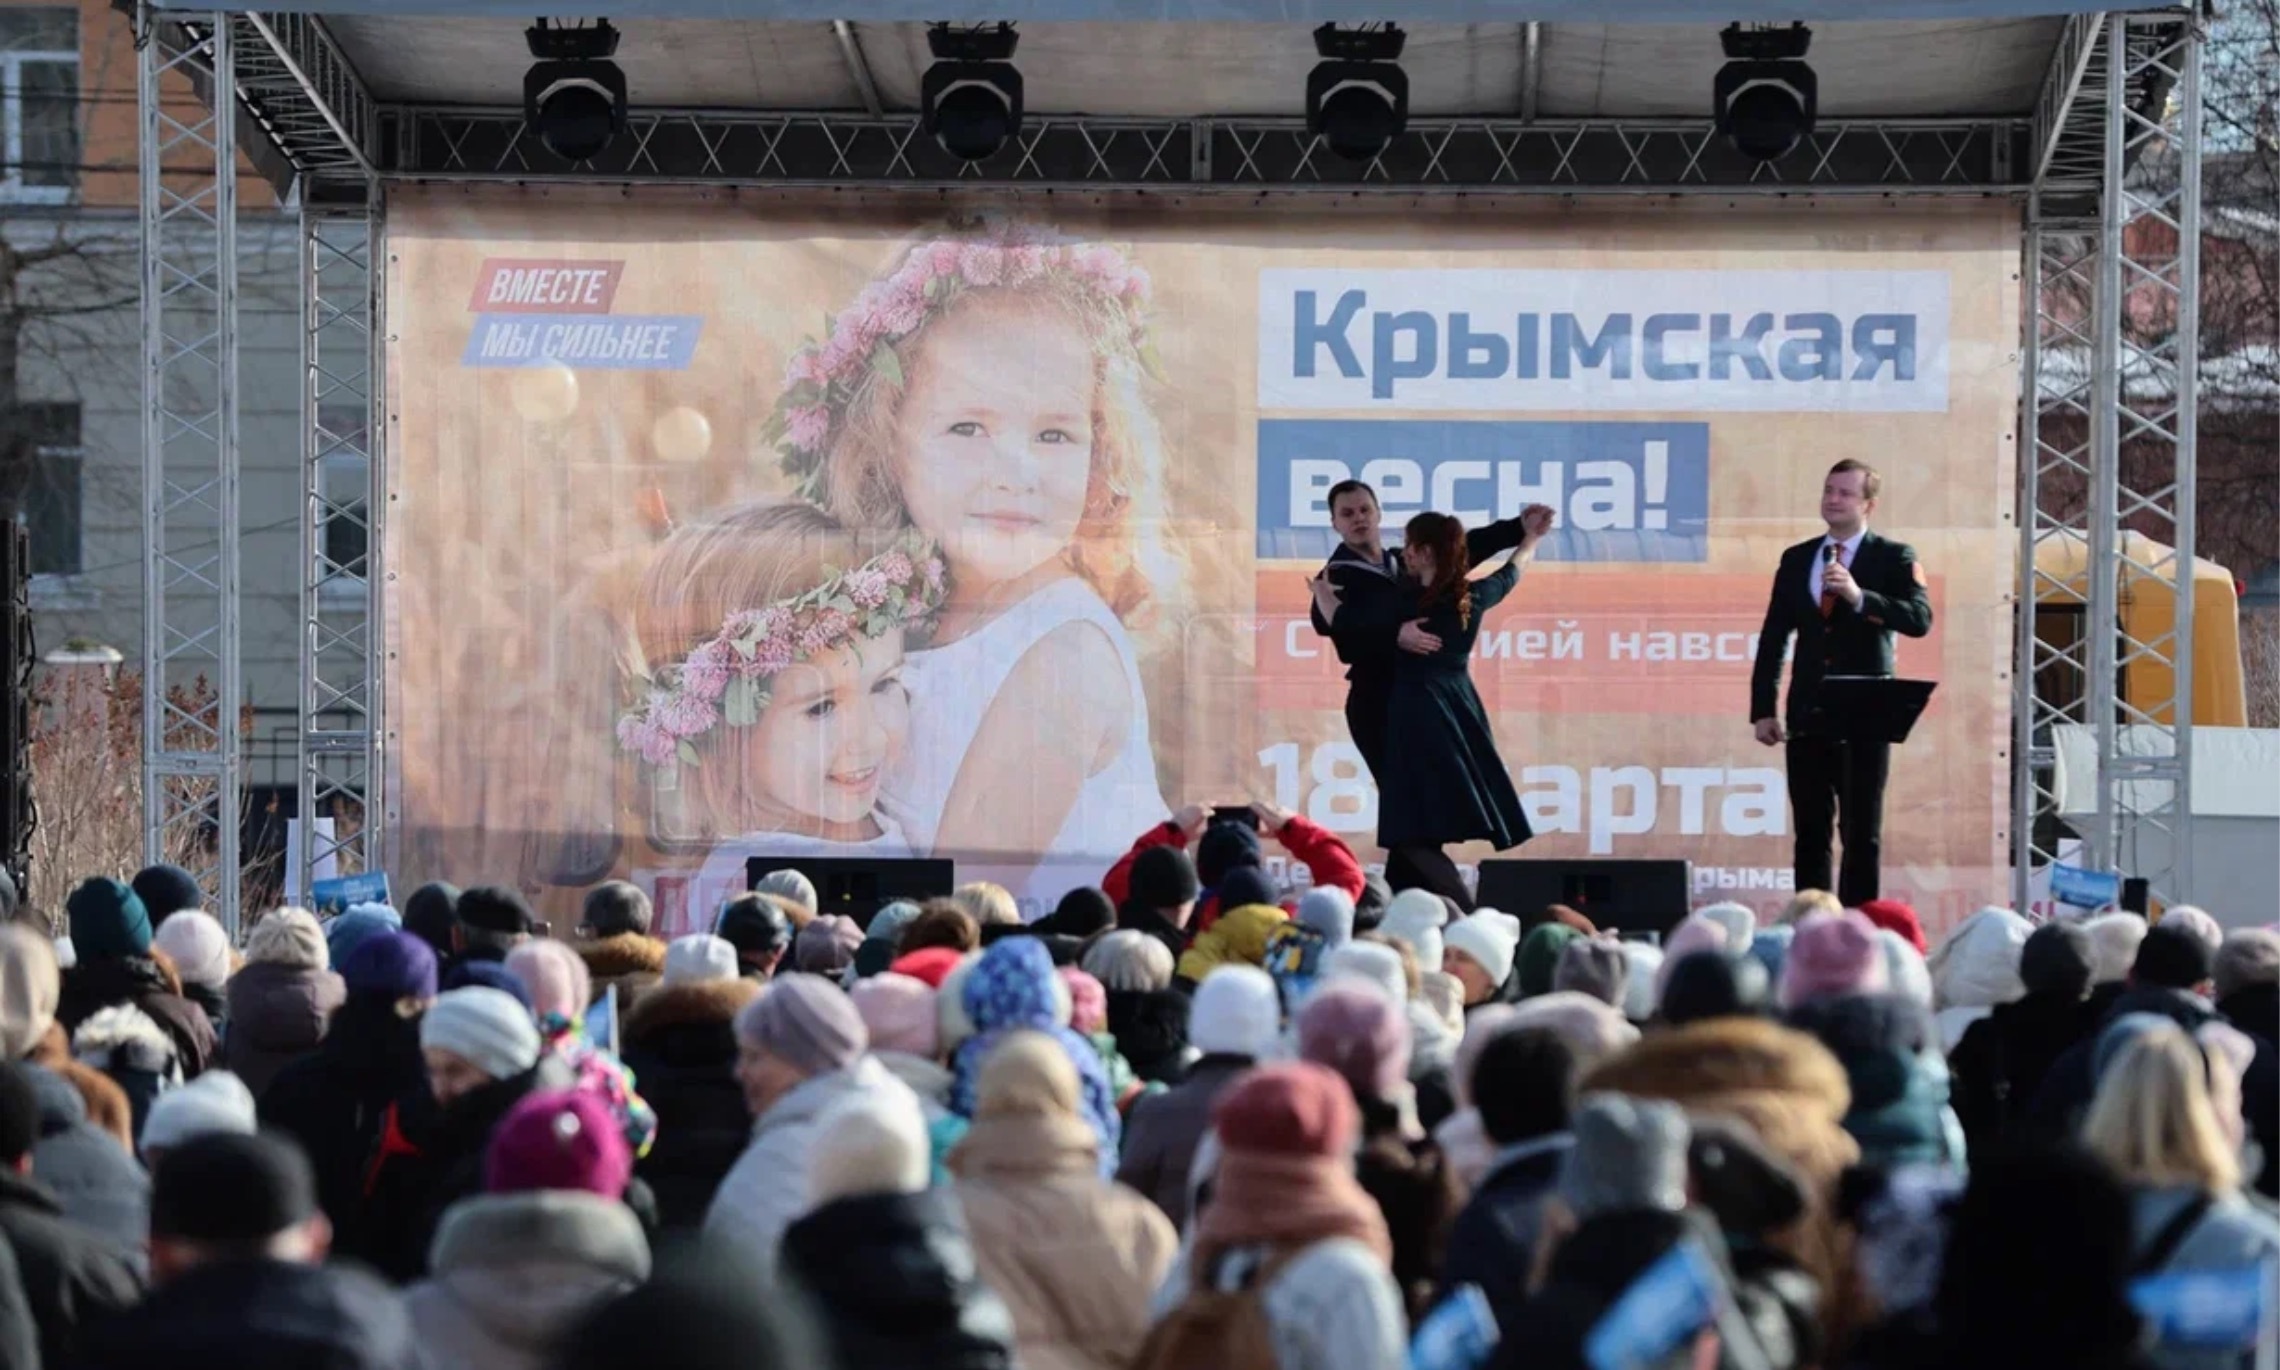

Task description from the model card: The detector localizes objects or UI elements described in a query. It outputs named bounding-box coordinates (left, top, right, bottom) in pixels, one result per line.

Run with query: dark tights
left=1385, top=844, right=1473, bottom=911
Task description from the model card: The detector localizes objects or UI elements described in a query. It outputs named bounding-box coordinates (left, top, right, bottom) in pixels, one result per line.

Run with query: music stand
left=1806, top=676, right=1937, bottom=744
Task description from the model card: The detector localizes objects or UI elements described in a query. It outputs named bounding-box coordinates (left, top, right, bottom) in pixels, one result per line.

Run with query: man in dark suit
left=1751, top=459, right=1934, bottom=905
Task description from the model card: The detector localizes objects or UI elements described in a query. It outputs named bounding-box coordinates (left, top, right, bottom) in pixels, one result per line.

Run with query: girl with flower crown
left=619, top=500, right=947, bottom=919
left=772, top=223, right=1179, bottom=903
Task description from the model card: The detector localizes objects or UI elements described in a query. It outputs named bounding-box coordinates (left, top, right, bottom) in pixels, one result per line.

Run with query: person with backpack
left=1947, top=920, right=2097, bottom=1162
left=1140, top=1061, right=1405, bottom=1370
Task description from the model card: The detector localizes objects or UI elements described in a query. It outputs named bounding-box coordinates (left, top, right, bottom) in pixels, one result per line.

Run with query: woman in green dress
left=1310, top=505, right=1552, bottom=908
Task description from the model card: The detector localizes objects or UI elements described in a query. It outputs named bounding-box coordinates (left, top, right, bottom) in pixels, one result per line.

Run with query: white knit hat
left=1444, top=911, right=1523, bottom=987
left=152, top=911, right=232, bottom=989
left=1324, top=941, right=1407, bottom=1007
left=141, top=1069, right=257, bottom=1153
left=1380, top=890, right=1450, bottom=973
left=1188, top=964, right=1281, bottom=1058
left=807, top=1085, right=930, bottom=1205
left=662, top=933, right=739, bottom=986
left=419, top=986, right=540, bottom=1081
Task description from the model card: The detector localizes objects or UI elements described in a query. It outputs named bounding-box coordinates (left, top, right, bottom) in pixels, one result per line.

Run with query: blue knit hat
left=325, top=904, right=402, bottom=968
left=131, top=864, right=205, bottom=925
left=1196, top=822, right=1264, bottom=886
left=445, top=957, right=535, bottom=1009
left=66, top=879, right=153, bottom=961
left=339, top=929, right=438, bottom=1001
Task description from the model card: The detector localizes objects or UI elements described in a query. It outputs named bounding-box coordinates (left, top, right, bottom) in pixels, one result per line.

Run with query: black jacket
left=1750, top=530, right=1934, bottom=727
left=1309, top=516, right=1531, bottom=696
left=55, top=957, right=217, bottom=1080
left=779, top=1189, right=1017, bottom=1370
left=1437, top=1135, right=1570, bottom=1309
left=1946, top=990, right=2097, bottom=1161
left=0, top=1167, right=144, bottom=1368
left=258, top=993, right=433, bottom=1256
left=2219, top=982, right=2280, bottom=1196
left=619, top=978, right=757, bottom=1230
left=76, top=1258, right=416, bottom=1370
left=1113, top=904, right=1192, bottom=970
left=1104, top=988, right=1191, bottom=1086
left=2025, top=985, right=2219, bottom=1141
left=0, top=1228, right=36, bottom=1370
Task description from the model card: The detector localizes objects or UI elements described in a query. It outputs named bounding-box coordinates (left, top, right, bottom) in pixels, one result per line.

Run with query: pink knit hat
left=1057, top=967, right=1108, bottom=1036
left=1653, top=914, right=1731, bottom=996
left=484, top=1089, right=631, bottom=1198
left=504, top=939, right=592, bottom=1023
left=850, top=972, right=939, bottom=1059
left=1296, top=979, right=1412, bottom=1101
left=1778, top=912, right=1891, bottom=1009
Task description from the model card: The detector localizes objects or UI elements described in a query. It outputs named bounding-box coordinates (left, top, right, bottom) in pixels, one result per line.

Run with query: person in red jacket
left=1103, top=801, right=1365, bottom=935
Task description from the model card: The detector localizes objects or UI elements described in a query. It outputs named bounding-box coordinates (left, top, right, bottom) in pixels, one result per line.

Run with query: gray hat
left=1561, top=1093, right=1690, bottom=1220
left=736, top=974, right=867, bottom=1075
left=1552, top=938, right=1631, bottom=1008
left=419, top=986, right=540, bottom=1082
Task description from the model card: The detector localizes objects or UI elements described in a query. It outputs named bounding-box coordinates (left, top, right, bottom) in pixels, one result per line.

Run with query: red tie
left=1819, top=547, right=1844, bottom=618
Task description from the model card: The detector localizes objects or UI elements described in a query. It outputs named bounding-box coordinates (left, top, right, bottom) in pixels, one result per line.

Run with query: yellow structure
left=2033, top=531, right=2247, bottom=727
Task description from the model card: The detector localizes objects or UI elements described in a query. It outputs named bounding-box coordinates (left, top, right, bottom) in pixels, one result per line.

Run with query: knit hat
left=2020, top=921, right=2096, bottom=999
left=1696, top=902, right=1759, bottom=958
left=403, top=882, right=462, bottom=953
left=736, top=974, right=867, bottom=1075
left=1778, top=912, right=1890, bottom=1009
left=1129, top=845, right=1200, bottom=910
left=1043, top=887, right=1115, bottom=939
left=458, top=885, right=537, bottom=936
left=1747, top=927, right=1794, bottom=987
left=807, top=1087, right=930, bottom=1205
left=1562, top=1093, right=1690, bottom=1220
left=140, top=1069, right=258, bottom=1153
left=1196, top=822, right=1264, bottom=886
left=131, top=864, right=205, bottom=925
left=890, top=946, right=963, bottom=990
left=754, top=868, right=818, bottom=913
left=1553, top=938, right=1629, bottom=1008
left=1188, top=964, right=1281, bottom=1058
left=1354, top=874, right=1393, bottom=933
left=485, top=1088, right=632, bottom=1198
left=1926, top=906, right=2031, bottom=1013
left=1516, top=923, right=1582, bottom=998
left=2082, top=913, right=2149, bottom=985
left=1446, top=911, right=1524, bottom=988
left=662, top=933, right=739, bottom=987
left=340, top=929, right=438, bottom=1001
left=152, top=1132, right=317, bottom=1242
left=246, top=907, right=329, bottom=970
left=1878, top=930, right=1934, bottom=1010
left=851, top=973, right=939, bottom=1058
left=421, top=986, right=541, bottom=1082
left=1296, top=887, right=1356, bottom=949
left=66, top=878, right=152, bottom=961
left=1297, top=980, right=1411, bottom=1100
left=1857, top=898, right=1928, bottom=954
left=325, top=904, right=403, bottom=968
left=1659, top=951, right=1766, bottom=1025
left=1508, top=991, right=1641, bottom=1071
left=1380, top=889, right=1450, bottom=973
left=937, top=955, right=981, bottom=1053
left=1323, top=940, right=1407, bottom=1008
left=2131, top=922, right=2214, bottom=990
left=447, top=959, right=535, bottom=1008
left=1215, top=866, right=1279, bottom=915
left=1213, top=1060, right=1358, bottom=1158
left=2157, top=905, right=2224, bottom=954
left=1658, top=915, right=1730, bottom=989
left=867, top=900, right=925, bottom=949
left=2214, top=929, right=2280, bottom=1001
left=795, top=915, right=863, bottom=975
left=505, top=939, right=593, bottom=1022
left=1058, top=967, right=1108, bottom=1035
left=0, top=926, right=60, bottom=1060
left=1619, top=941, right=1664, bottom=1023
left=715, top=893, right=793, bottom=961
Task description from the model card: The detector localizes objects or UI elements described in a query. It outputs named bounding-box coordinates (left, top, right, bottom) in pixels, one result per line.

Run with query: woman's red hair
left=1405, top=511, right=1474, bottom=628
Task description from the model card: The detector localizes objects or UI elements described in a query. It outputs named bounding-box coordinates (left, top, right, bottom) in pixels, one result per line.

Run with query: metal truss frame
left=2014, top=11, right=2202, bottom=913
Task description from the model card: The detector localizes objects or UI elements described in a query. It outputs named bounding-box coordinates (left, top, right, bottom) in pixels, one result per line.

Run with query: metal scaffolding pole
left=139, top=5, right=244, bottom=931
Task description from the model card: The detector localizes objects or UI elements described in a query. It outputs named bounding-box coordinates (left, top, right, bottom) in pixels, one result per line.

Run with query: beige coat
left=951, top=1111, right=1177, bottom=1370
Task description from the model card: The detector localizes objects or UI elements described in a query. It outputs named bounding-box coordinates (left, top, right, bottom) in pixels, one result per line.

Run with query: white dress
left=883, top=575, right=1167, bottom=913
left=680, top=817, right=915, bottom=937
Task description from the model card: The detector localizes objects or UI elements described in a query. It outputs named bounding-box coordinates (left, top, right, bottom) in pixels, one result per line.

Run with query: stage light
left=524, top=18, right=628, bottom=164
left=923, top=24, right=1022, bottom=163
left=1713, top=22, right=1816, bottom=163
left=1306, top=24, right=1408, bottom=164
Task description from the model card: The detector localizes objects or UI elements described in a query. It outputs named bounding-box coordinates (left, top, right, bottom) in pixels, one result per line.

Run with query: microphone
left=1823, top=542, right=1840, bottom=568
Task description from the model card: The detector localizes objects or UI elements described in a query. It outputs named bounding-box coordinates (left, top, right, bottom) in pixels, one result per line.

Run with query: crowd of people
left=0, top=810, right=2273, bottom=1370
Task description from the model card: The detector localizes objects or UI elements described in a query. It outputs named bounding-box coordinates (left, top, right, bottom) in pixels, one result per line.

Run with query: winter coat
left=20, top=1064, right=149, bottom=1253
left=1150, top=1237, right=1408, bottom=1370
left=1924, top=906, right=2030, bottom=1053
left=780, top=1188, right=1019, bottom=1370
left=1436, top=1133, right=1571, bottom=1309
left=0, top=1164, right=145, bottom=1367
left=1103, top=814, right=1367, bottom=937
left=362, top=1055, right=578, bottom=1282
left=618, top=976, right=759, bottom=1228
left=2028, top=986, right=2223, bottom=1139
left=574, top=933, right=667, bottom=1018
left=259, top=992, right=434, bottom=1253
left=950, top=1109, right=1177, bottom=1370
left=876, top=1050, right=971, bottom=1186
left=55, top=956, right=216, bottom=1079
left=76, top=1257, right=416, bottom=1370
left=0, top=1234, right=35, bottom=1370
left=1114, top=1053, right=1252, bottom=1229
left=1113, top=904, right=1191, bottom=969
left=1489, top=1209, right=1772, bottom=1370
left=2120, top=1184, right=2280, bottom=1370
left=1353, top=1105, right=1461, bottom=1323
left=180, top=979, right=229, bottom=1043
left=2218, top=983, right=2280, bottom=1197
left=1947, top=989, right=2097, bottom=1161
left=1786, top=994, right=1959, bottom=1168
left=702, top=1055, right=916, bottom=1282
left=23, top=1021, right=134, bottom=1154
left=1104, top=988, right=1191, bottom=1086
left=224, top=960, right=347, bottom=1098
left=402, top=1191, right=651, bottom=1370
left=70, top=1003, right=182, bottom=1143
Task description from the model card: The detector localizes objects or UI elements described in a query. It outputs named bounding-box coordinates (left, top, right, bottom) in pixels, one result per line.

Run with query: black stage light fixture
left=1713, top=22, right=1816, bottom=163
left=923, top=23, right=1023, bottom=163
left=1306, top=23, right=1408, bottom=163
left=524, top=18, right=628, bottom=163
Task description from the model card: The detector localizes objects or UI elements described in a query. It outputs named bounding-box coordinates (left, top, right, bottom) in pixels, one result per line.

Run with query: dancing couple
left=1308, top=482, right=1553, bottom=908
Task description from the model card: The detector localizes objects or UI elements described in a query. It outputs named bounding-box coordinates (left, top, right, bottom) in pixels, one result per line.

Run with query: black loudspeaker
left=2121, top=877, right=2152, bottom=916
left=1, top=523, right=30, bottom=903
left=1476, top=858, right=1694, bottom=937
left=745, top=856, right=955, bottom=930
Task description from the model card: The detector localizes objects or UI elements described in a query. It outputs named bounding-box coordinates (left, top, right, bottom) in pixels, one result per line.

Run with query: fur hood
left=623, top=977, right=758, bottom=1041
left=72, top=1002, right=181, bottom=1078
left=1584, top=1017, right=1850, bottom=1122
left=576, top=933, right=667, bottom=980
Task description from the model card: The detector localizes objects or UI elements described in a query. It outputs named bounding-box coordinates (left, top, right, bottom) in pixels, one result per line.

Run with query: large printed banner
left=387, top=190, right=2016, bottom=936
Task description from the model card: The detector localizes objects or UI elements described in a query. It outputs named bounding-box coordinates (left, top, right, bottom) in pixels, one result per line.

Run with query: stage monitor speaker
left=1475, top=859, right=1693, bottom=937
left=745, top=856, right=955, bottom=930
left=2120, top=877, right=2151, bottom=916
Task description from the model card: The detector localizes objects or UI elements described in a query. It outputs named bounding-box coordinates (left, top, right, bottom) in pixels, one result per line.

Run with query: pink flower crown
left=617, top=536, right=946, bottom=770
left=770, top=223, right=1154, bottom=501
